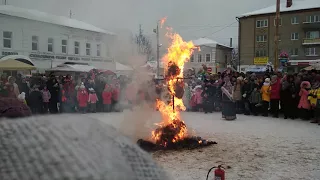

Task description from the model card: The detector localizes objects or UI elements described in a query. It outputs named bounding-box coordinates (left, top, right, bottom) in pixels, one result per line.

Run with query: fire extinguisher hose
left=206, top=166, right=216, bottom=180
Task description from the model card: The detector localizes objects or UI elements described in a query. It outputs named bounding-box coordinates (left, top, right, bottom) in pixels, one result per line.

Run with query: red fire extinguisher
left=206, top=165, right=225, bottom=180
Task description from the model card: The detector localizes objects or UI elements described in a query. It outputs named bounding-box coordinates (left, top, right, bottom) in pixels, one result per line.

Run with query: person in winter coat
left=242, top=78, right=254, bottom=115
left=182, top=83, right=191, bottom=111
left=194, top=85, right=203, bottom=112
left=47, top=77, right=60, bottom=113
left=233, top=77, right=243, bottom=114
left=102, top=84, right=112, bottom=112
left=8, top=76, right=20, bottom=98
left=201, top=86, right=212, bottom=113
left=281, top=75, right=297, bottom=119
left=298, top=81, right=311, bottom=120
left=77, top=83, right=89, bottom=113
left=112, top=83, right=120, bottom=111
left=260, top=78, right=271, bottom=117
left=270, top=75, right=281, bottom=118
left=249, top=84, right=261, bottom=116
left=41, top=86, right=51, bottom=113
left=88, top=88, right=98, bottom=113
left=29, top=86, right=43, bottom=114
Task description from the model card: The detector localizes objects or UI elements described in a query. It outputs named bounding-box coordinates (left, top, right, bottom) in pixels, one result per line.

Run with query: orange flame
left=152, top=27, right=195, bottom=145
left=160, top=17, right=167, bottom=28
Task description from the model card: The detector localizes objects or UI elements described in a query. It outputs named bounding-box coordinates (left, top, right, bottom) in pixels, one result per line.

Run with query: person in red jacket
left=102, top=84, right=112, bottom=112
left=77, top=83, right=89, bottom=113
left=270, top=75, right=281, bottom=118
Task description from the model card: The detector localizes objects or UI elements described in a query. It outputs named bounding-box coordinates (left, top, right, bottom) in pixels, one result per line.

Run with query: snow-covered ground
left=87, top=109, right=320, bottom=180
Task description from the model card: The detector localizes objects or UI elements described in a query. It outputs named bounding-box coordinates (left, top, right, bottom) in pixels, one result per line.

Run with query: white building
left=185, top=38, right=233, bottom=73
left=0, top=5, right=115, bottom=72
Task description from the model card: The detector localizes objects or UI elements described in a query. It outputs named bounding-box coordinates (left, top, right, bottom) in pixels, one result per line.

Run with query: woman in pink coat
left=77, top=84, right=89, bottom=113
left=194, top=85, right=203, bottom=111
left=298, top=81, right=311, bottom=120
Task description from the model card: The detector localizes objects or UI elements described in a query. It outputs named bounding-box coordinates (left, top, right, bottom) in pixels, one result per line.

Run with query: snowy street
left=88, top=110, right=320, bottom=180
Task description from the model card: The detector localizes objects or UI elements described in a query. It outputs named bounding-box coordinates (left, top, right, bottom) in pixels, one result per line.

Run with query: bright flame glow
left=152, top=28, right=195, bottom=145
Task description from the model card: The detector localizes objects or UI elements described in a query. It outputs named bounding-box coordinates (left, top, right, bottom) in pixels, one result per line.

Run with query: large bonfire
left=137, top=22, right=216, bottom=151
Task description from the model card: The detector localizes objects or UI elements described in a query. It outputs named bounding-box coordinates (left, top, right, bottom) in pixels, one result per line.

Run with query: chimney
left=286, top=0, right=292, bottom=8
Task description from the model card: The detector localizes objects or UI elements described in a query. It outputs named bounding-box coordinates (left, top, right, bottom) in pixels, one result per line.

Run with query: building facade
left=0, top=5, right=115, bottom=71
left=237, top=0, right=320, bottom=72
left=185, top=38, right=233, bottom=73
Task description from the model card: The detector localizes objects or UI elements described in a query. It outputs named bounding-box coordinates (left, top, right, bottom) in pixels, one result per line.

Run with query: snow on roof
left=192, top=38, right=232, bottom=48
left=0, top=5, right=114, bottom=35
left=239, top=0, right=320, bottom=18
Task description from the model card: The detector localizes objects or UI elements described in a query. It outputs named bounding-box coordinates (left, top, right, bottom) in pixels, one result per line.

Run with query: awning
left=46, top=64, right=95, bottom=72
left=0, top=59, right=36, bottom=70
left=115, top=62, right=133, bottom=71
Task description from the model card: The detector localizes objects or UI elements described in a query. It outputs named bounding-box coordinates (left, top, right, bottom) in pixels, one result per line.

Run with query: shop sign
left=55, top=56, right=67, bottom=60
left=68, top=57, right=80, bottom=61
left=2, top=51, right=18, bottom=56
left=254, top=57, right=269, bottom=65
left=29, top=53, right=55, bottom=59
left=81, top=57, right=90, bottom=61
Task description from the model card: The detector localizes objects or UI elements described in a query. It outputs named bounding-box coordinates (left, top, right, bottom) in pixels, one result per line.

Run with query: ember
left=137, top=21, right=216, bottom=151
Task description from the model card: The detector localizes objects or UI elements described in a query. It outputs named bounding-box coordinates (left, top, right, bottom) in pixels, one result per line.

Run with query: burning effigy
left=137, top=28, right=216, bottom=152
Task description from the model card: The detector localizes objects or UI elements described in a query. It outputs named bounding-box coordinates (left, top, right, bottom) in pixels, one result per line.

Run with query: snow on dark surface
left=89, top=110, right=320, bottom=180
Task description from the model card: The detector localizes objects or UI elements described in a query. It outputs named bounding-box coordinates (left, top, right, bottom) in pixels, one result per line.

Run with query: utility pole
left=4, top=0, right=7, bottom=5
left=274, top=0, right=280, bottom=71
left=156, top=23, right=160, bottom=78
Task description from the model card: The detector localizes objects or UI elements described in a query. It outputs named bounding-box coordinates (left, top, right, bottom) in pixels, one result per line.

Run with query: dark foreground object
left=137, top=136, right=217, bottom=152
left=0, top=115, right=171, bottom=180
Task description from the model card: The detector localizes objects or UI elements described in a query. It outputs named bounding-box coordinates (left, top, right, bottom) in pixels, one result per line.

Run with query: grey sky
left=7, top=0, right=276, bottom=46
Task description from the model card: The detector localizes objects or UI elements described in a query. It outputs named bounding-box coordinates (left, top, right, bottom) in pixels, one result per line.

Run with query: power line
left=203, top=21, right=238, bottom=38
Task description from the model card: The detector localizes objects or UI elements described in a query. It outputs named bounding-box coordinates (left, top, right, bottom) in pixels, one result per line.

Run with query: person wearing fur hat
left=77, top=83, right=89, bottom=113
left=298, top=81, right=311, bottom=120
left=88, top=88, right=98, bottom=113
left=260, top=78, right=271, bottom=117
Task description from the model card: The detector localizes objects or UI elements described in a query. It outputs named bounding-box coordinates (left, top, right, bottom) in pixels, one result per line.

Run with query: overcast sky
left=6, top=0, right=277, bottom=46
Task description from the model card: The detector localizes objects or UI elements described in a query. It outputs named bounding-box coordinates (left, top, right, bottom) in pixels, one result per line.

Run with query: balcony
left=302, top=21, right=320, bottom=30
left=302, top=38, right=320, bottom=45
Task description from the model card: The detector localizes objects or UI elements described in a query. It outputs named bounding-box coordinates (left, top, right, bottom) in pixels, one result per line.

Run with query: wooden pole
left=274, top=0, right=280, bottom=71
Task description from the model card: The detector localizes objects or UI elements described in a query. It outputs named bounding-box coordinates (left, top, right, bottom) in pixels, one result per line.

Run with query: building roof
left=238, top=0, right=320, bottom=18
left=0, top=5, right=114, bottom=35
left=192, top=37, right=232, bottom=48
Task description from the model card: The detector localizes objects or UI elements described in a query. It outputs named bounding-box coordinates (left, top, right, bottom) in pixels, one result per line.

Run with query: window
left=62, top=40, right=67, bottom=53
left=256, top=20, right=268, bottom=28
left=306, top=31, right=320, bottom=39
left=197, top=54, right=202, bottom=62
left=290, top=48, right=299, bottom=56
left=48, top=38, right=54, bottom=52
left=205, top=54, right=211, bottom=62
left=3, top=31, right=12, bottom=48
left=305, top=15, right=320, bottom=23
left=190, top=54, right=194, bottom=62
left=255, top=49, right=267, bottom=57
left=291, top=17, right=299, bottom=24
left=274, top=18, right=282, bottom=26
left=74, top=41, right=80, bottom=55
left=305, top=48, right=317, bottom=56
left=291, top=33, right=299, bottom=40
left=32, top=36, right=38, bottom=51
left=86, top=43, right=91, bottom=56
left=256, top=35, right=267, bottom=42
left=97, top=44, right=101, bottom=56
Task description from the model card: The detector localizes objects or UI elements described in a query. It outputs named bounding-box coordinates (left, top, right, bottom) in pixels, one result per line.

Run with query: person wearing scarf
left=298, top=81, right=311, bottom=120
left=221, top=75, right=236, bottom=120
